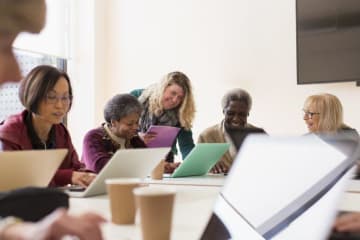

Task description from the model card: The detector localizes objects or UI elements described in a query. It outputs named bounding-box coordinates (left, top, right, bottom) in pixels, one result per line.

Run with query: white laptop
left=201, top=134, right=359, bottom=240
left=67, top=147, right=170, bottom=198
left=0, top=149, right=68, bottom=191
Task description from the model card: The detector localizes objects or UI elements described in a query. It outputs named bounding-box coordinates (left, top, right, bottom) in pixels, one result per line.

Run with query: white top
left=69, top=184, right=220, bottom=240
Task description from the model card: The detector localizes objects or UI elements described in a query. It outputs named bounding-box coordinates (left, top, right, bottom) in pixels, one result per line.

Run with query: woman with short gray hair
left=82, top=94, right=146, bottom=173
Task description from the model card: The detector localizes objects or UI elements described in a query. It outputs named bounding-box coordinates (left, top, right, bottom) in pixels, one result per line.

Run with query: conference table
left=338, top=179, right=360, bottom=212
left=68, top=175, right=360, bottom=240
left=69, top=175, right=225, bottom=240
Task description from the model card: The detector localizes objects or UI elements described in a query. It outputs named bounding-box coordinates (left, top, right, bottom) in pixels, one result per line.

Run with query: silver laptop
left=201, top=134, right=358, bottom=239
left=0, top=149, right=68, bottom=191
left=68, top=147, right=170, bottom=198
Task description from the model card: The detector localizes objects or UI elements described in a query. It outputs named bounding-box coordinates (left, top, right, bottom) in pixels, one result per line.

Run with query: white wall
left=13, top=0, right=70, bottom=57
left=66, top=0, right=96, bottom=155
left=67, top=0, right=112, bottom=154
left=17, top=0, right=360, bottom=153
left=97, top=0, right=360, bottom=140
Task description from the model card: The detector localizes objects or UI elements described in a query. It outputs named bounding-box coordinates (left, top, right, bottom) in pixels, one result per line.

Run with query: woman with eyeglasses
left=302, top=93, right=356, bottom=134
left=0, top=65, right=96, bottom=187
left=303, top=94, right=360, bottom=235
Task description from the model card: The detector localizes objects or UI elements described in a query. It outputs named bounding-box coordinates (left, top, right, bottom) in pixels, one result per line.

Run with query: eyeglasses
left=45, top=94, right=72, bottom=105
left=302, top=110, right=320, bottom=119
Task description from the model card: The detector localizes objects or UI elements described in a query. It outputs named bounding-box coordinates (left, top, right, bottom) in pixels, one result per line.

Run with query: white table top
left=69, top=184, right=221, bottom=240
left=68, top=177, right=360, bottom=239
left=338, top=192, right=360, bottom=212
left=338, top=179, right=360, bottom=212
left=144, top=174, right=226, bottom=187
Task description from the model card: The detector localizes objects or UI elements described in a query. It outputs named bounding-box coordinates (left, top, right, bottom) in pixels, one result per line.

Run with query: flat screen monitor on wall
left=296, top=0, right=360, bottom=85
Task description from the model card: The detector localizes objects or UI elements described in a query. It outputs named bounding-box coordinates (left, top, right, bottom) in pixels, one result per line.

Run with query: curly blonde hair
left=303, top=93, right=345, bottom=133
left=139, top=71, right=196, bottom=130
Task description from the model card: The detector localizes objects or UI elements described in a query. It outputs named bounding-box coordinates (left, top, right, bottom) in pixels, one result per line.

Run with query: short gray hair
left=221, top=88, right=252, bottom=110
left=104, top=94, right=143, bottom=123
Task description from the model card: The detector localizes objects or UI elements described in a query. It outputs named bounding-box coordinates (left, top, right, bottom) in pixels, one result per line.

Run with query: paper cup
left=134, top=186, right=176, bottom=240
left=106, top=178, right=141, bottom=224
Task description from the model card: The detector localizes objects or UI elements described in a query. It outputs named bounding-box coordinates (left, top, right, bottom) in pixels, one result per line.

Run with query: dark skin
left=139, top=131, right=180, bottom=174
left=211, top=100, right=250, bottom=174
left=223, top=100, right=250, bottom=130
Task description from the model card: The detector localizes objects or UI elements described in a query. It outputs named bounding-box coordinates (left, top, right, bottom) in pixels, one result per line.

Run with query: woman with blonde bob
left=131, top=71, right=196, bottom=163
left=303, top=93, right=354, bottom=133
left=304, top=93, right=360, bottom=236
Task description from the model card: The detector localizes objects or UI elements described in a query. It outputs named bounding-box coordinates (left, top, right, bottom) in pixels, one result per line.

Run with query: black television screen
left=296, top=0, right=360, bottom=85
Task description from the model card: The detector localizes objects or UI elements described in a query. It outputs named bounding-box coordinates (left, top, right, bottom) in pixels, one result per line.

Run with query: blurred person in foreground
left=0, top=0, right=105, bottom=239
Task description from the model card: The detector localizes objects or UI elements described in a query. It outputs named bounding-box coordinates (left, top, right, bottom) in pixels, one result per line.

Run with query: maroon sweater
left=82, top=125, right=146, bottom=173
left=0, top=110, right=83, bottom=186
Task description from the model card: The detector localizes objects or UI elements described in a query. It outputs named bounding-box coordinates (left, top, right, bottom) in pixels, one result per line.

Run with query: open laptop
left=0, top=149, right=68, bottom=191
left=170, top=143, right=230, bottom=178
left=67, top=147, right=170, bottom=198
left=227, top=127, right=266, bottom=151
left=201, top=134, right=359, bottom=240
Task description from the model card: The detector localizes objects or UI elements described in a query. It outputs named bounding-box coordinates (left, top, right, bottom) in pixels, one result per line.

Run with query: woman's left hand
left=164, top=162, right=181, bottom=174
left=138, top=131, right=157, bottom=145
left=71, top=172, right=96, bottom=187
left=334, top=212, right=360, bottom=232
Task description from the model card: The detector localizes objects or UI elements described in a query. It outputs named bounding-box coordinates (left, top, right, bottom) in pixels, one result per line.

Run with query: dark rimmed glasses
left=45, top=94, right=72, bottom=105
left=302, top=109, right=320, bottom=119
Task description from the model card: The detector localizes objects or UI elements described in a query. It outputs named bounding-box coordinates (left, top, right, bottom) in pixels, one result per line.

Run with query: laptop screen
left=226, top=127, right=266, bottom=151
left=171, top=143, right=230, bottom=178
left=201, top=134, right=359, bottom=239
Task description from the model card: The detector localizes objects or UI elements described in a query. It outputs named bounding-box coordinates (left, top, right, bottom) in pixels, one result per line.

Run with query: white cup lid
left=105, top=178, right=142, bottom=185
left=133, top=186, right=176, bottom=196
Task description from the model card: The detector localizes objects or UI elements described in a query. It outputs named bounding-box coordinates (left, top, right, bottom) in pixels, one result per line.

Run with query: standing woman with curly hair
left=131, top=71, right=196, bottom=165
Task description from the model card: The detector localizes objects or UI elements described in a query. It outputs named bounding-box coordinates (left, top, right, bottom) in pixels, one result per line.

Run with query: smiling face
left=223, top=100, right=250, bottom=130
left=35, top=76, right=71, bottom=125
left=303, top=107, right=320, bottom=133
left=110, top=112, right=140, bottom=140
left=161, top=84, right=185, bottom=110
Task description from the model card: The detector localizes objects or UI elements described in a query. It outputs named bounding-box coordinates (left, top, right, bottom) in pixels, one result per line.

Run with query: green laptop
left=171, top=143, right=230, bottom=178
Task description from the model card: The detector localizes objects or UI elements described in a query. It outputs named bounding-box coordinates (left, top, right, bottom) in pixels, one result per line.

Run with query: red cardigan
left=0, top=110, right=83, bottom=186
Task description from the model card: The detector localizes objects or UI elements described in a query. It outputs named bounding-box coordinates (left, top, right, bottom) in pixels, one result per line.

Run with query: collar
left=25, top=111, right=56, bottom=149
left=103, top=123, right=126, bottom=149
left=221, top=120, right=238, bottom=159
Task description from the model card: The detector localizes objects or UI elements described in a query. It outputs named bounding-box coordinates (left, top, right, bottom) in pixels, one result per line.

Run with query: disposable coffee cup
left=133, top=186, right=176, bottom=240
left=106, top=178, right=141, bottom=224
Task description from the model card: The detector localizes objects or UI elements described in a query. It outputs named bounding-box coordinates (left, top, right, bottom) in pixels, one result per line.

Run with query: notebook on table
left=67, top=147, right=170, bottom=198
left=0, top=149, right=68, bottom=191
left=170, top=143, right=230, bottom=178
